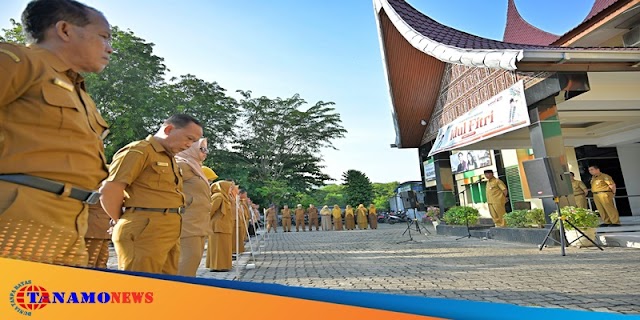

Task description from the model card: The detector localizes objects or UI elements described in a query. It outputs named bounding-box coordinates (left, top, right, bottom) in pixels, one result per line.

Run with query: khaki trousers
left=282, top=217, right=291, bottom=232
left=111, top=210, right=181, bottom=274
left=178, top=235, right=206, bottom=276
left=488, top=202, right=506, bottom=227
left=308, top=217, right=319, bottom=231
left=85, top=238, right=110, bottom=269
left=593, top=192, right=620, bottom=224
left=267, top=218, right=278, bottom=233
left=0, top=181, right=89, bottom=266
left=296, top=218, right=305, bottom=231
left=574, top=194, right=588, bottom=209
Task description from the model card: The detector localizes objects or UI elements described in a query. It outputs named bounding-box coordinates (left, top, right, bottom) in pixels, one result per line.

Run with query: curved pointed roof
left=585, top=0, right=620, bottom=21
left=503, top=0, right=559, bottom=45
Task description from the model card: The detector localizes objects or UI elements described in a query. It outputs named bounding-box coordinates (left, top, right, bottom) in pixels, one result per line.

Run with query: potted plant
left=550, top=206, right=600, bottom=247
left=425, top=206, right=441, bottom=228
left=443, top=206, right=480, bottom=226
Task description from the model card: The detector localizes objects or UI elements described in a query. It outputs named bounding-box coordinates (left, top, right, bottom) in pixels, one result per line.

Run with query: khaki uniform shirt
left=591, top=173, right=614, bottom=193
left=265, top=208, right=276, bottom=220
left=281, top=208, right=291, bottom=218
left=307, top=207, right=318, bottom=218
left=107, top=135, right=184, bottom=208
left=486, top=177, right=507, bottom=204
left=178, top=162, right=211, bottom=237
left=295, top=208, right=305, bottom=220
left=0, top=43, right=109, bottom=190
left=572, top=179, right=588, bottom=196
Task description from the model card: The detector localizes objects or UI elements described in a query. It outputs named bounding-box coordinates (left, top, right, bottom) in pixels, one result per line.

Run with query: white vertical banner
left=429, top=80, right=529, bottom=156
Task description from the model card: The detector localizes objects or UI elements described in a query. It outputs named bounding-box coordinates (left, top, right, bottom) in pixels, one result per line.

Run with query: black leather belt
left=0, top=174, right=101, bottom=205
left=593, top=191, right=612, bottom=194
left=127, top=207, right=183, bottom=214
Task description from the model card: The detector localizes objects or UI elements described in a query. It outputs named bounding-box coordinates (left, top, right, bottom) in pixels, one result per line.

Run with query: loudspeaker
left=400, top=190, right=418, bottom=209
left=522, top=157, right=572, bottom=198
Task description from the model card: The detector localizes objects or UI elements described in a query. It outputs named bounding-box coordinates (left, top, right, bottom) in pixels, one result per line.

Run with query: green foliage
left=550, top=206, right=599, bottom=230
left=372, top=182, right=398, bottom=211
left=425, top=206, right=441, bottom=221
left=526, top=208, right=545, bottom=228
left=0, top=19, right=25, bottom=43
left=342, top=170, right=374, bottom=207
left=443, top=206, right=480, bottom=225
left=504, top=210, right=528, bottom=228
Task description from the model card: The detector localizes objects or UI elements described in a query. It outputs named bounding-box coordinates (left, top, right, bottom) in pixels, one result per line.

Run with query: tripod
left=539, top=197, right=603, bottom=256
left=397, top=211, right=430, bottom=243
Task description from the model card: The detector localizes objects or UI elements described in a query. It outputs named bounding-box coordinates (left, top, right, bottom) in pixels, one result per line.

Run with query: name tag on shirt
left=156, top=162, right=169, bottom=167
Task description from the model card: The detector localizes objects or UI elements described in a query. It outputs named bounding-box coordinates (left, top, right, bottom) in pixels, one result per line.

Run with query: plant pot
left=564, top=228, right=597, bottom=247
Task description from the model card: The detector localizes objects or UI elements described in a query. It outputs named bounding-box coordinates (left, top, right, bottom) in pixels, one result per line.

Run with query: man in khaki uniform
left=295, top=204, right=306, bottom=232
left=0, top=0, right=112, bottom=266
left=570, top=172, right=589, bottom=209
left=307, top=204, right=319, bottom=231
left=100, top=114, right=203, bottom=274
left=265, top=205, right=277, bottom=233
left=281, top=205, right=292, bottom=232
left=589, top=165, right=621, bottom=227
left=484, top=169, right=508, bottom=227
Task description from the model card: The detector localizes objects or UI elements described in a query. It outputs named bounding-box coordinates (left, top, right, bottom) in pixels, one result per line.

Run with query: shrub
left=526, top=208, right=545, bottom=228
left=443, top=206, right=480, bottom=225
left=505, top=210, right=528, bottom=228
left=425, top=206, right=440, bottom=222
left=550, top=206, right=599, bottom=230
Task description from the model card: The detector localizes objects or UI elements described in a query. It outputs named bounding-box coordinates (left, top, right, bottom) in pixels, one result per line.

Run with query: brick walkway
left=108, top=223, right=640, bottom=314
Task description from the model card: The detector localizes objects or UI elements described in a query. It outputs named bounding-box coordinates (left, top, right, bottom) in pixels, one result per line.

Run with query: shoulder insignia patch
left=0, top=48, right=20, bottom=62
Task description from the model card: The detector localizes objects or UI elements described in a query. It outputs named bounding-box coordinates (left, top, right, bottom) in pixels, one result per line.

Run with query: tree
left=372, top=182, right=398, bottom=211
left=0, top=19, right=25, bottom=43
left=342, top=170, right=374, bottom=207
left=229, top=91, right=347, bottom=205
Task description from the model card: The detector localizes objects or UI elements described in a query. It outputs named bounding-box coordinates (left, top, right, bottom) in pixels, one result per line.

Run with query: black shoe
left=598, top=223, right=610, bottom=227
left=609, top=223, right=622, bottom=227
left=209, top=269, right=230, bottom=272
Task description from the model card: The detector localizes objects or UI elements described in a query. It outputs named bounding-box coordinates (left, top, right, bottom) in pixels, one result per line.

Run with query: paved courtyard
left=107, top=223, right=640, bottom=314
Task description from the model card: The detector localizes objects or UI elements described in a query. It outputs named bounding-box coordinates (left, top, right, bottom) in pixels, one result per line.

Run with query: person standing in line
left=320, top=205, right=331, bottom=231
left=207, top=180, right=234, bottom=272
left=332, top=205, right=343, bottom=231
left=176, top=139, right=212, bottom=277
left=570, top=172, right=589, bottom=209
left=484, top=169, right=508, bottom=228
left=265, top=204, right=277, bottom=233
left=101, top=114, right=203, bottom=274
left=356, top=204, right=368, bottom=230
left=307, top=204, right=319, bottom=231
left=0, top=0, right=113, bottom=266
left=368, top=204, right=378, bottom=230
left=589, top=165, right=621, bottom=227
left=281, top=205, right=292, bottom=232
left=295, top=204, right=306, bottom=232
left=345, top=205, right=355, bottom=230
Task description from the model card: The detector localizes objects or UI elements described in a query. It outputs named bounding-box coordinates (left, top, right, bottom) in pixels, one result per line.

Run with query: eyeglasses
left=200, top=147, right=209, bottom=154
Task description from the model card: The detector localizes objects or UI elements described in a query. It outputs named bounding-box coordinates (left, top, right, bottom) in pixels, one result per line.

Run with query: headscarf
left=211, top=180, right=232, bottom=215
left=320, top=205, right=330, bottom=216
left=175, top=138, right=208, bottom=182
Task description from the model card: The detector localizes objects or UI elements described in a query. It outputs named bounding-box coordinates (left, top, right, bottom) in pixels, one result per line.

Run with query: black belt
left=0, top=174, right=100, bottom=205
left=127, top=207, right=184, bottom=214
left=593, top=191, right=612, bottom=194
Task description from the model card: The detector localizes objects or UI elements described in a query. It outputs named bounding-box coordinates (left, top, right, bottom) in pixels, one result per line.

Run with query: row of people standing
left=265, top=204, right=378, bottom=232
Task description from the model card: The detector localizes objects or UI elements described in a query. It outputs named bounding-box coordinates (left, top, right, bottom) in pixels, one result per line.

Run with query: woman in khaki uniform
left=345, top=205, right=355, bottom=230
left=332, top=205, right=343, bottom=231
left=207, top=180, right=234, bottom=272
left=85, top=203, right=112, bottom=269
left=570, top=172, right=589, bottom=209
left=356, top=204, right=368, bottom=230
left=176, top=139, right=212, bottom=276
left=320, top=205, right=332, bottom=231
left=368, top=204, right=378, bottom=230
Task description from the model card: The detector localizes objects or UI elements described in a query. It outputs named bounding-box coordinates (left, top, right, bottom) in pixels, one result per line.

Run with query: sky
left=0, top=0, right=594, bottom=184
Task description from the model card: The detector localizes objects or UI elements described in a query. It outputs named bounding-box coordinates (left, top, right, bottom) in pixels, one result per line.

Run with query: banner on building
left=450, top=150, right=492, bottom=174
left=423, top=160, right=436, bottom=182
left=428, top=80, right=529, bottom=156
